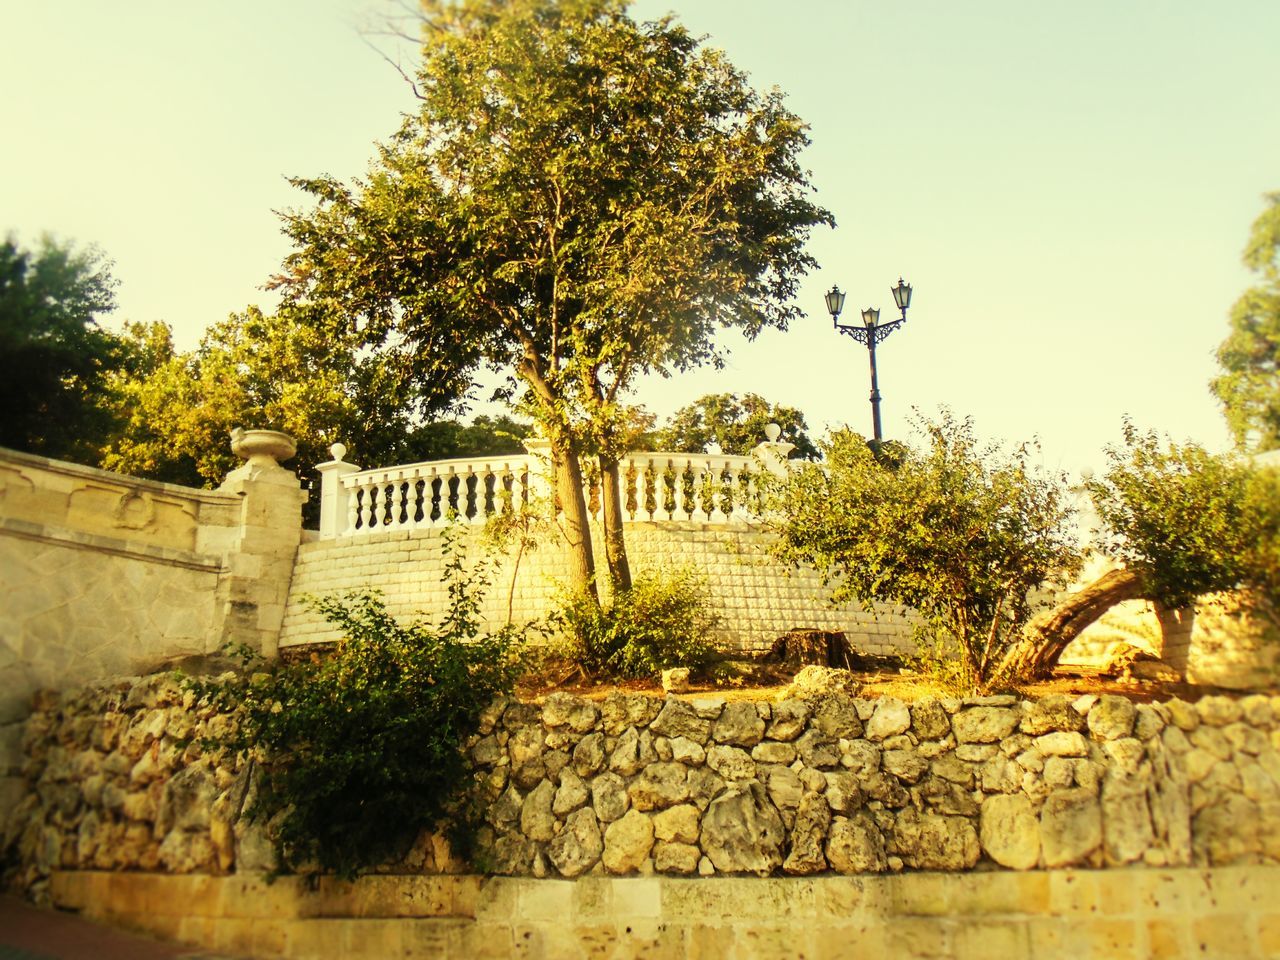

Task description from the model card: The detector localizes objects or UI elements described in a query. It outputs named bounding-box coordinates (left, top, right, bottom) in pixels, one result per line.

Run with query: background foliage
left=0, top=235, right=124, bottom=462
left=1213, top=192, right=1280, bottom=452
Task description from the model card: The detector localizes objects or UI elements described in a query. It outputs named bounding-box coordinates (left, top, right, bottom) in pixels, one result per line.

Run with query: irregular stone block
left=700, top=782, right=785, bottom=877
left=603, top=809, right=654, bottom=874
left=910, top=698, right=952, bottom=741
left=980, top=793, right=1039, bottom=870
left=1020, top=695, right=1085, bottom=736
left=782, top=792, right=831, bottom=875
left=765, top=700, right=811, bottom=742
left=893, top=808, right=980, bottom=870
left=548, top=808, right=603, bottom=878
left=866, top=700, right=911, bottom=741
left=649, top=701, right=711, bottom=743
left=629, top=762, right=690, bottom=811
left=826, top=813, right=887, bottom=873
left=711, top=701, right=765, bottom=746
left=951, top=707, right=1019, bottom=743
left=1040, top=787, right=1102, bottom=867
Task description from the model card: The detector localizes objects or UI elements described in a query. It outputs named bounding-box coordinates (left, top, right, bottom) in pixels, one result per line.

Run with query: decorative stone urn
left=230, top=428, right=297, bottom=466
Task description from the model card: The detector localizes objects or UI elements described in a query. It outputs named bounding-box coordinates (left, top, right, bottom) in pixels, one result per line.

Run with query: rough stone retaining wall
left=279, top=523, right=916, bottom=657
left=7, top=674, right=1280, bottom=899
left=44, top=865, right=1280, bottom=959
left=0, top=446, right=307, bottom=838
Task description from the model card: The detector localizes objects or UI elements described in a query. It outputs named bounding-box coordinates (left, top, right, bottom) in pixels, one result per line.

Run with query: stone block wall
left=8, top=674, right=1280, bottom=899
left=42, top=866, right=1280, bottom=959
left=278, top=522, right=916, bottom=658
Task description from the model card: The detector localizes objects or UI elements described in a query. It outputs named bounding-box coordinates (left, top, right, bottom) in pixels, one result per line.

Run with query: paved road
left=0, top=895, right=242, bottom=960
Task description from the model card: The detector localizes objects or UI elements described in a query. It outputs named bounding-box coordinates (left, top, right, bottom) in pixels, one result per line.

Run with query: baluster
left=348, top=482, right=362, bottom=533
left=425, top=467, right=440, bottom=526
left=362, top=482, right=379, bottom=531
left=391, top=474, right=406, bottom=530
left=471, top=465, right=489, bottom=524
left=676, top=457, right=691, bottom=521
left=728, top=462, right=747, bottom=521
left=512, top=462, right=527, bottom=517
left=406, top=473, right=422, bottom=530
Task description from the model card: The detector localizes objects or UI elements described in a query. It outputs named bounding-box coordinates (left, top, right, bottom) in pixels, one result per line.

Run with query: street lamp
left=825, top=277, right=913, bottom=443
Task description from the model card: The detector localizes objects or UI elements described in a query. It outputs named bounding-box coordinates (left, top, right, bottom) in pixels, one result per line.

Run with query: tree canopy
left=653, top=392, right=819, bottom=459
left=0, top=235, right=124, bottom=462
left=1213, top=191, right=1280, bottom=451
left=277, top=0, right=832, bottom=595
left=101, top=306, right=505, bottom=500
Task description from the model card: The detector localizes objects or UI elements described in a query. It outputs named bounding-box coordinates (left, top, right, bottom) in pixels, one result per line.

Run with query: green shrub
left=192, top=533, right=519, bottom=878
left=554, top=570, right=721, bottom=679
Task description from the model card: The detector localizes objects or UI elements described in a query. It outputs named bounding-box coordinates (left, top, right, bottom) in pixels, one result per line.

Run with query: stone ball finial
left=329, top=442, right=348, bottom=462
left=764, top=422, right=782, bottom=443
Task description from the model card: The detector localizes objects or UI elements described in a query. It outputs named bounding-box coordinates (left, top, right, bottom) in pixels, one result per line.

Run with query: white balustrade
left=318, top=448, right=768, bottom=539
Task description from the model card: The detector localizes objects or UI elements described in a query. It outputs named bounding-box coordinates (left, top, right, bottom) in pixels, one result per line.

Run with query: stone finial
left=329, top=442, right=348, bottom=462
left=765, top=422, right=782, bottom=443
left=229, top=429, right=297, bottom=466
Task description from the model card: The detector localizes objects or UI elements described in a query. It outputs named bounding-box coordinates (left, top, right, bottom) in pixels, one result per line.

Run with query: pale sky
left=4, top=1, right=1278, bottom=476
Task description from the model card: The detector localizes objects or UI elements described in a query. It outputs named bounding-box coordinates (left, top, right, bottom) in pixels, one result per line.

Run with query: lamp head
left=892, top=277, right=912, bottom=312
left=861, top=307, right=880, bottom=327
left=824, top=285, right=846, bottom=320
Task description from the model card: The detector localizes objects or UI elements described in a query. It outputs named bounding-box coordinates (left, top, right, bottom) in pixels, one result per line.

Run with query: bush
left=770, top=414, right=1080, bottom=693
left=192, top=533, right=519, bottom=878
left=555, top=570, right=721, bottom=679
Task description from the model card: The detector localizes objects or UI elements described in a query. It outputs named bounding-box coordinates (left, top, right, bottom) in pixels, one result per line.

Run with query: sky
left=4, top=0, right=1278, bottom=477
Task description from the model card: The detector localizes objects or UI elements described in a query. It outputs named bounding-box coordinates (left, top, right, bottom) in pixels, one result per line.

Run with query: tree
left=654, top=392, right=819, bottom=459
left=1213, top=192, right=1280, bottom=451
left=771, top=415, right=1080, bottom=692
left=277, top=0, right=831, bottom=599
left=101, top=304, right=468, bottom=499
left=0, top=235, right=124, bottom=462
left=997, top=422, right=1277, bottom=679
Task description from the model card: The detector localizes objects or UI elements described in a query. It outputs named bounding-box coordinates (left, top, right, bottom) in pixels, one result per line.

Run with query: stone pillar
left=212, top=429, right=307, bottom=660
left=750, top=422, right=796, bottom=478
left=316, top=443, right=361, bottom=540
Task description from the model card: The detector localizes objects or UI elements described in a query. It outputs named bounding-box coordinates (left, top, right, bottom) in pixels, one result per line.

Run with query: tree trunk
left=997, top=567, right=1148, bottom=681
left=598, top=454, right=633, bottom=595
left=551, top=438, right=599, bottom=604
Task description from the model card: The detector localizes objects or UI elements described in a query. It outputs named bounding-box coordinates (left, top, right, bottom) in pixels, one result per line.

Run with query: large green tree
left=277, top=0, right=831, bottom=598
left=1213, top=192, right=1280, bottom=451
left=101, top=304, right=469, bottom=496
left=0, top=235, right=124, bottom=461
left=654, top=392, right=819, bottom=459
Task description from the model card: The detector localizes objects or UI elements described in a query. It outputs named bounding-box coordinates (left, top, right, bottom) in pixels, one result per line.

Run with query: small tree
left=771, top=415, right=1080, bottom=692
left=999, top=423, right=1278, bottom=678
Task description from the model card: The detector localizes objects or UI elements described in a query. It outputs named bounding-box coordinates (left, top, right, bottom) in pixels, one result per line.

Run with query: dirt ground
left=513, top=659, right=1274, bottom=705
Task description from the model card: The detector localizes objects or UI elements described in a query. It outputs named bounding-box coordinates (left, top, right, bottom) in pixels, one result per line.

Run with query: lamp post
left=825, top=278, right=913, bottom=443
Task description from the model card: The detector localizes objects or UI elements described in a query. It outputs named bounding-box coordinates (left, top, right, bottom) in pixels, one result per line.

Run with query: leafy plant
left=554, top=570, right=721, bottom=680
left=771, top=413, right=1081, bottom=693
left=1086, top=420, right=1257, bottom=608
left=192, top=532, right=519, bottom=878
